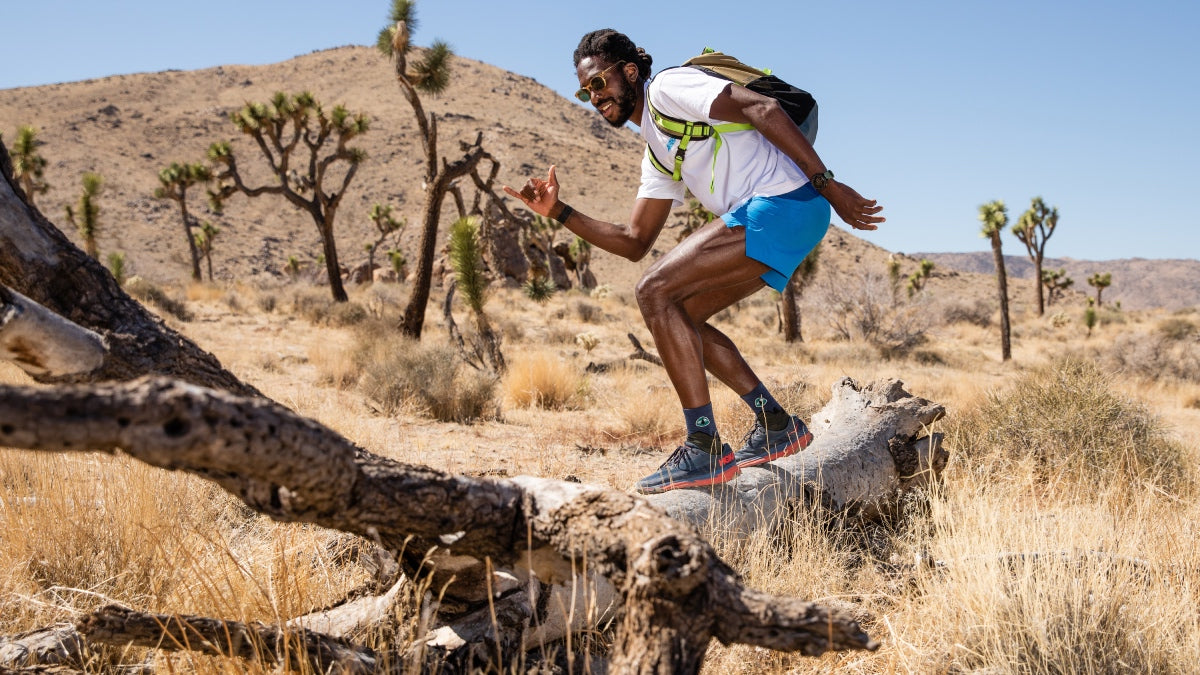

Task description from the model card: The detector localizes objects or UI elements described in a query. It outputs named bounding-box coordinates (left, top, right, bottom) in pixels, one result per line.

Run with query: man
left=505, top=29, right=884, bottom=494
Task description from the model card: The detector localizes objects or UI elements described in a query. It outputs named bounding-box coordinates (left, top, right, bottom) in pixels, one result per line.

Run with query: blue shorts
left=722, top=183, right=831, bottom=292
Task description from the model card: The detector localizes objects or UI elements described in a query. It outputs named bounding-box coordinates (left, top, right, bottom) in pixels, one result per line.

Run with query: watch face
left=812, top=173, right=828, bottom=190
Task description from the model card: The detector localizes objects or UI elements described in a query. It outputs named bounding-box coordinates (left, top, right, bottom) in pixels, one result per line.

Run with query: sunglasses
left=575, top=61, right=626, bottom=102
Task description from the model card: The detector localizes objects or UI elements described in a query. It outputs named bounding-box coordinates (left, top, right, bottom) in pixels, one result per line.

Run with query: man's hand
left=824, top=181, right=884, bottom=231
left=503, top=165, right=561, bottom=219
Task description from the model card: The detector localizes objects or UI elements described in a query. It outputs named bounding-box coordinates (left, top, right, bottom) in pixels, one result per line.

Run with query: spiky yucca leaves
left=979, top=199, right=1012, bottom=361
left=449, top=216, right=488, bottom=314
left=64, top=172, right=103, bottom=259
left=206, top=91, right=369, bottom=302
left=447, top=216, right=505, bottom=373
left=523, top=276, right=557, bottom=303
left=10, top=125, right=49, bottom=206
left=106, top=251, right=126, bottom=286
left=375, top=0, right=417, bottom=56
left=155, top=162, right=212, bottom=281
left=906, top=258, right=934, bottom=298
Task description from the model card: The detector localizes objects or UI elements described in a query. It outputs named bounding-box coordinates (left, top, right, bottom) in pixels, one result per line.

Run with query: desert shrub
left=327, top=301, right=368, bottom=327
left=124, top=276, right=192, bottom=321
left=291, top=287, right=332, bottom=324
left=1093, top=332, right=1200, bottom=383
left=938, top=297, right=992, bottom=327
left=1157, top=316, right=1197, bottom=341
left=504, top=352, right=585, bottom=410
left=814, top=269, right=929, bottom=358
left=956, top=357, right=1190, bottom=492
left=257, top=292, right=278, bottom=313
left=573, top=299, right=602, bottom=323
left=356, top=335, right=498, bottom=423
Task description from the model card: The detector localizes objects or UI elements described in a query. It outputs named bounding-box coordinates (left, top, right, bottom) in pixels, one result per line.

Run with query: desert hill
left=0, top=45, right=1190, bottom=313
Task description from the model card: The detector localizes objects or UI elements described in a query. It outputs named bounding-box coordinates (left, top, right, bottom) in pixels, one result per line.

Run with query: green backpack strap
left=646, top=92, right=753, bottom=192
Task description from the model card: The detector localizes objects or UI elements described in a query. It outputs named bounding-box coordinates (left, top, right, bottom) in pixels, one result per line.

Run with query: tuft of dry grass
left=503, top=351, right=587, bottom=411
left=952, top=357, right=1192, bottom=494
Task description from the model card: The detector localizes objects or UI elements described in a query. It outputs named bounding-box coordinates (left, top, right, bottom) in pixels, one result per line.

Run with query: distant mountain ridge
left=910, top=252, right=1200, bottom=311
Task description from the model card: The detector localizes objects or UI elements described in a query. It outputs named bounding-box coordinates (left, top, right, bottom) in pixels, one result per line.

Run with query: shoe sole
left=734, top=431, right=814, bottom=468
left=635, top=463, right=741, bottom=495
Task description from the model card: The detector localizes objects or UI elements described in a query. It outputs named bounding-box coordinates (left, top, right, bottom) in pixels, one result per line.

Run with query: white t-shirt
left=636, top=67, right=808, bottom=216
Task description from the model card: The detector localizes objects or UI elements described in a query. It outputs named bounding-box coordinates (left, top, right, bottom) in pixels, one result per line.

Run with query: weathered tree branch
left=78, top=604, right=378, bottom=674
left=0, top=285, right=106, bottom=377
left=0, top=376, right=876, bottom=670
left=0, top=140, right=258, bottom=396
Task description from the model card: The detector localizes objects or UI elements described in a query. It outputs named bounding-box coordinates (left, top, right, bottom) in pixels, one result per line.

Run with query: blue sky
left=2, top=0, right=1197, bottom=262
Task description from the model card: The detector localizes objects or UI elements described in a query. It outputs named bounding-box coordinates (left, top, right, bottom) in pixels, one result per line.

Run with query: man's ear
left=624, top=61, right=638, bottom=83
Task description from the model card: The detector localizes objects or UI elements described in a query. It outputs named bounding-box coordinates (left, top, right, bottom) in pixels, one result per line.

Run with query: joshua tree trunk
left=399, top=132, right=486, bottom=338
left=990, top=231, right=1012, bottom=361
left=781, top=281, right=802, bottom=342
left=179, top=199, right=202, bottom=282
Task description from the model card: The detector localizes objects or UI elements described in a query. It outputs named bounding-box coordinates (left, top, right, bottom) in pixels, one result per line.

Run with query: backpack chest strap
left=647, top=96, right=753, bottom=191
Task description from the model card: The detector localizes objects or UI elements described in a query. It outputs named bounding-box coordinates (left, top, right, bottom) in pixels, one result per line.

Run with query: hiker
left=504, top=28, right=884, bottom=494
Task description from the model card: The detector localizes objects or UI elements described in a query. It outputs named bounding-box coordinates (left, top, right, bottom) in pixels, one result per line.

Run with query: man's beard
left=604, top=84, right=638, bottom=127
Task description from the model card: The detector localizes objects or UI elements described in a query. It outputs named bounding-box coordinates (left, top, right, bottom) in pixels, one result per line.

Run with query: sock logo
left=754, top=396, right=768, bottom=409
left=696, top=416, right=711, bottom=428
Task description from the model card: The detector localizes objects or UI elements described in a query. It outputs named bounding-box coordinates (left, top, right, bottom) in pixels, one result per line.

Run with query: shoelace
left=662, top=444, right=695, bottom=468
left=740, top=420, right=765, bottom=447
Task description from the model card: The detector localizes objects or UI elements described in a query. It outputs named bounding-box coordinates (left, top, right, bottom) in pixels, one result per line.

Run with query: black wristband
left=555, top=203, right=575, bottom=223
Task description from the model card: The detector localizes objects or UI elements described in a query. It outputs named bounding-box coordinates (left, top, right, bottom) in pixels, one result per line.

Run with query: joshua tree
left=979, top=200, right=1012, bottom=361
left=1012, top=196, right=1059, bottom=316
left=64, top=172, right=103, bottom=259
left=1087, top=272, right=1112, bottom=307
left=154, top=162, right=211, bottom=281
left=366, top=203, right=405, bottom=273
left=379, top=0, right=488, bottom=337
left=781, top=241, right=821, bottom=342
left=207, top=92, right=369, bottom=302
left=906, top=258, right=934, bottom=298
left=446, top=216, right=505, bottom=373
left=1041, top=268, right=1073, bottom=306
left=10, top=125, right=49, bottom=206
left=194, top=220, right=220, bottom=281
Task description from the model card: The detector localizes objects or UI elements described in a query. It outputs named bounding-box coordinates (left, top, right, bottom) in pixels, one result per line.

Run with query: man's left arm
left=708, top=85, right=884, bottom=231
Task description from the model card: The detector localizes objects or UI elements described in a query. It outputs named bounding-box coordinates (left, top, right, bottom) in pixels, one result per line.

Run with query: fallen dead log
left=0, top=624, right=85, bottom=670
left=646, top=378, right=947, bottom=537
left=0, top=377, right=877, bottom=671
left=0, top=142, right=256, bottom=395
left=0, top=285, right=106, bottom=378
left=78, top=604, right=378, bottom=674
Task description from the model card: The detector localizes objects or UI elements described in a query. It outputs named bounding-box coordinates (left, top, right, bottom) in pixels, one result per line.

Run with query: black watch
left=810, top=169, right=835, bottom=192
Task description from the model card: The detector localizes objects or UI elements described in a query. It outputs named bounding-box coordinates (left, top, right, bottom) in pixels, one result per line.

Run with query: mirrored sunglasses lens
left=575, top=89, right=590, bottom=102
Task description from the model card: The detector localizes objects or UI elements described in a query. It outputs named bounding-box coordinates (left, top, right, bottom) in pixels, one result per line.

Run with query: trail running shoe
left=733, top=415, right=813, bottom=468
left=635, top=434, right=740, bottom=494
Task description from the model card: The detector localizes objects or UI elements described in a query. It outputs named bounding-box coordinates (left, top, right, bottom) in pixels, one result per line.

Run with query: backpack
left=645, top=48, right=818, bottom=191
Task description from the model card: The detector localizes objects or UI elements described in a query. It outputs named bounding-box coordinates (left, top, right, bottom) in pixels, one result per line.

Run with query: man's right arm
left=504, top=165, right=673, bottom=262
left=550, top=197, right=672, bottom=262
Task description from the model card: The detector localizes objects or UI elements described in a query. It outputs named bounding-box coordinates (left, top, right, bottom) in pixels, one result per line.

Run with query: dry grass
left=2, top=281, right=1200, bottom=673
